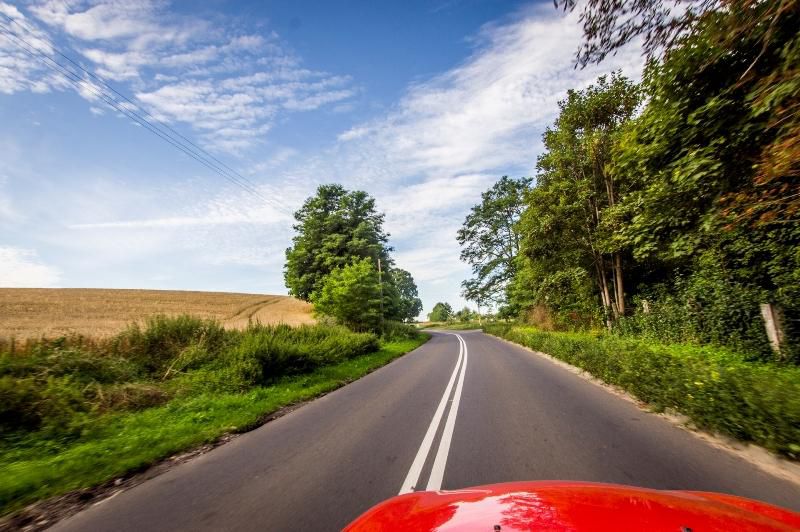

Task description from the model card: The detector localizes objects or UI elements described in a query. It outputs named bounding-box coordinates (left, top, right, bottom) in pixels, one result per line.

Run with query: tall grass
left=0, top=317, right=379, bottom=441
left=0, top=316, right=426, bottom=516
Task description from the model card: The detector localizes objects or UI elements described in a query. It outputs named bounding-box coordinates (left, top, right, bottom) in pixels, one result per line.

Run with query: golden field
left=0, top=288, right=315, bottom=339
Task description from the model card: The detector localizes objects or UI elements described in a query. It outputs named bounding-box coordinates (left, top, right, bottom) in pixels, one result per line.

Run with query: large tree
left=604, top=4, right=800, bottom=358
left=392, top=268, right=423, bottom=322
left=558, top=0, right=800, bottom=227
left=457, top=176, right=531, bottom=308
left=517, top=73, right=640, bottom=325
left=553, top=0, right=799, bottom=358
left=285, top=185, right=393, bottom=301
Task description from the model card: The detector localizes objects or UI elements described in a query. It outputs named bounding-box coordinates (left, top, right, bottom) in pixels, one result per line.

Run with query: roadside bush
left=0, top=376, right=90, bottom=438
left=0, top=340, right=139, bottom=384
left=381, top=321, right=420, bottom=341
left=485, top=324, right=800, bottom=458
left=231, top=324, right=378, bottom=383
left=167, top=324, right=380, bottom=393
left=112, top=315, right=228, bottom=375
left=613, top=256, right=778, bottom=361
left=94, top=383, right=171, bottom=412
left=0, top=317, right=383, bottom=439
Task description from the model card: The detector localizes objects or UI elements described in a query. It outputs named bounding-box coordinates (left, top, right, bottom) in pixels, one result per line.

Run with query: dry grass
left=0, top=288, right=315, bottom=339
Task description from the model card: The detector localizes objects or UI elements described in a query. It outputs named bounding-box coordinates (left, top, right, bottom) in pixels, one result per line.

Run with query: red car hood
left=345, top=481, right=800, bottom=531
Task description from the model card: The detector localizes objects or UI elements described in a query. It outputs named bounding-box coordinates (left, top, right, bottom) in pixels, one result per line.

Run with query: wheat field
left=0, top=288, right=315, bottom=339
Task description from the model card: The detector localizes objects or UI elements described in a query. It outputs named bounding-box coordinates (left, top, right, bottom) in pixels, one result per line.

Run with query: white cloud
left=1, top=1, right=356, bottom=152
left=0, top=1, right=69, bottom=94
left=0, top=246, right=61, bottom=287
left=337, top=125, right=370, bottom=142
left=70, top=208, right=286, bottom=229
left=334, top=4, right=643, bottom=182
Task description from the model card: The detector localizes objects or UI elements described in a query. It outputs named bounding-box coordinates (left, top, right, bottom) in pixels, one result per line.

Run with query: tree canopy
left=285, top=184, right=393, bottom=302
left=514, top=73, right=641, bottom=327
left=311, top=258, right=386, bottom=332
left=285, top=184, right=424, bottom=332
left=457, top=176, right=531, bottom=309
left=428, top=302, right=453, bottom=322
left=392, top=268, right=423, bottom=322
left=462, top=0, right=799, bottom=361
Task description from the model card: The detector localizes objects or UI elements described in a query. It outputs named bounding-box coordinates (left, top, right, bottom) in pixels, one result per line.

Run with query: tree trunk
left=595, top=255, right=614, bottom=330
left=613, top=252, right=625, bottom=317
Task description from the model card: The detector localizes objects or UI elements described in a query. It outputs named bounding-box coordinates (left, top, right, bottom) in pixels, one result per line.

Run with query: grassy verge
left=484, top=324, right=800, bottom=460
left=0, top=318, right=428, bottom=516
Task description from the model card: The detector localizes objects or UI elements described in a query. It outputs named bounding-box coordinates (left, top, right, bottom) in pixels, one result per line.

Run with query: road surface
left=52, top=331, right=800, bottom=531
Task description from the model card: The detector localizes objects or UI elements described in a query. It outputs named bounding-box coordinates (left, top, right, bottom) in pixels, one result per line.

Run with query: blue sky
left=0, top=0, right=642, bottom=317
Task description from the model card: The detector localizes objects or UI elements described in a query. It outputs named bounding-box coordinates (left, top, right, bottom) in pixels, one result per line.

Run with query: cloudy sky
left=0, top=0, right=642, bottom=317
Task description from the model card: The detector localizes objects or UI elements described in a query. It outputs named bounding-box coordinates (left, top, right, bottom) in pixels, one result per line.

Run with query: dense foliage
left=312, top=258, right=400, bottom=331
left=485, top=324, right=800, bottom=459
left=285, top=184, right=423, bottom=329
left=0, top=316, right=381, bottom=440
left=460, top=1, right=799, bottom=361
left=393, top=268, right=424, bottom=323
left=514, top=73, right=640, bottom=328
left=284, top=184, right=393, bottom=301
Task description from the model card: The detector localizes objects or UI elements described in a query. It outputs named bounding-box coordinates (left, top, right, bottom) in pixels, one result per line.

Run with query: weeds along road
left=51, top=331, right=800, bottom=531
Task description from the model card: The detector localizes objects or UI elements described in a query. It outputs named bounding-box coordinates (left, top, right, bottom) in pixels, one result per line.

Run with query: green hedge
left=484, top=324, right=800, bottom=458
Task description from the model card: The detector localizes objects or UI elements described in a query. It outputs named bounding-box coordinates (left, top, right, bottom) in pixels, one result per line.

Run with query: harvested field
left=0, top=288, right=315, bottom=339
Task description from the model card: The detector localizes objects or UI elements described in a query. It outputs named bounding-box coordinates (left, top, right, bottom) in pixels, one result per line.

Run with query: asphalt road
left=51, top=331, right=800, bottom=531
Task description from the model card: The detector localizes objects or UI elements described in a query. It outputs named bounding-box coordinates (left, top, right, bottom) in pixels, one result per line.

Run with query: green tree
left=428, top=302, right=453, bottom=322
left=605, top=5, right=800, bottom=359
left=457, top=176, right=531, bottom=309
left=516, top=73, right=640, bottom=326
left=285, top=185, right=393, bottom=301
left=559, top=0, right=800, bottom=226
left=556, top=0, right=799, bottom=359
left=312, top=258, right=384, bottom=332
left=392, top=269, right=423, bottom=322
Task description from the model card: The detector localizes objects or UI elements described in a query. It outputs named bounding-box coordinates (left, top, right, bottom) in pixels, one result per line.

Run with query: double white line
left=399, top=333, right=468, bottom=494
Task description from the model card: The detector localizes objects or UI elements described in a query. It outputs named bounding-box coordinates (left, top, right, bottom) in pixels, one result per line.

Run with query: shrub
left=0, top=376, right=90, bottom=438
left=112, top=315, right=228, bottom=376
left=485, top=324, right=800, bottom=458
left=311, top=258, right=401, bottom=332
left=0, top=317, right=382, bottom=438
left=230, top=323, right=378, bottom=383
left=0, top=339, right=139, bottom=384
left=381, top=321, right=420, bottom=341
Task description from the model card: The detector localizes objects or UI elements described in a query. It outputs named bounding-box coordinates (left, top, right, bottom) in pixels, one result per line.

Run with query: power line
left=0, top=15, right=271, bottom=203
left=0, top=14, right=293, bottom=216
left=0, top=21, right=283, bottom=212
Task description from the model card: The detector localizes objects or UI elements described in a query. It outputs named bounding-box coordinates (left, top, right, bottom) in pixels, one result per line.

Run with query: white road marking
left=398, top=333, right=465, bottom=494
left=426, top=334, right=468, bottom=491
